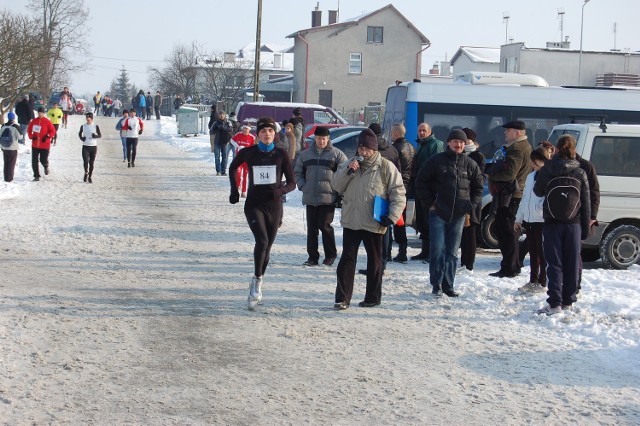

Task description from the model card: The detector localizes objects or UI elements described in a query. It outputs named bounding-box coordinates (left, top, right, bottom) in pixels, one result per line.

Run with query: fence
left=335, top=105, right=385, bottom=126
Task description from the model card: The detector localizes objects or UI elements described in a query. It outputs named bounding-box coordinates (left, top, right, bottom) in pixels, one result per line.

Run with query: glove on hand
left=229, top=191, right=240, bottom=204
left=127, top=126, right=132, bottom=131
left=379, top=215, right=394, bottom=227
left=81, top=136, right=86, bottom=142
left=91, top=133, right=98, bottom=138
left=138, top=130, right=142, bottom=135
left=42, top=135, right=48, bottom=142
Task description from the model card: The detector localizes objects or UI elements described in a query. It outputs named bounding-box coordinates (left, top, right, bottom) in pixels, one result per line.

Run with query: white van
left=548, top=123, right=640, bottom=269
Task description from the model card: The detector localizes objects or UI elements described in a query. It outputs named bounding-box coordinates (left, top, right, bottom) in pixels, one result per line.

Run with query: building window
left=273, top=53, right=282, bottom=69
left=349, top=53, right=362, bottom=74
left=367, top=26, right=383, bottom=43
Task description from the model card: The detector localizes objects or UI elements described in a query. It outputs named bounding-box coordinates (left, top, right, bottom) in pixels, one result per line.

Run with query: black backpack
left=545, top=173, right=581, bottom=222
left=0, top=127, right=13, bottom=148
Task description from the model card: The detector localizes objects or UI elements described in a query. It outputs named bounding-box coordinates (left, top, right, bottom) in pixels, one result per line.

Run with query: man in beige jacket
left=331, top=129, right=406, bottom=310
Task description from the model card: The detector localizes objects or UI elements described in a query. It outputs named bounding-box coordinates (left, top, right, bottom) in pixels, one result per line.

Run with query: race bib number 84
left=252, top=165, right=277, bottom=185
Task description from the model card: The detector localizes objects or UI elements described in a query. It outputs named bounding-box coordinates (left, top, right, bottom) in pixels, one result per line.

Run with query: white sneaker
left=247, top=276, right=263, bottom=310
left=536, top=305, right=562, bottom=316
left=518, top=282, right=547, bottom=293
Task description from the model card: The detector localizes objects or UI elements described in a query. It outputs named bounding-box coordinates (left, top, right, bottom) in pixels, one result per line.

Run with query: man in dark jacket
left=390, top=123, right=415, bottom=263
left=487, top=120, right=532, bottom=278
left=154, top=91, right=162, bottom=119
left=410, top=123, right=444, bottom=261
left=415, top=129, right=483, bottom=297
left=15, top=96, right=34, bottom=144
left=209, top=111, right=233, bottom=176
left=294, top=126, right=348, bottom=266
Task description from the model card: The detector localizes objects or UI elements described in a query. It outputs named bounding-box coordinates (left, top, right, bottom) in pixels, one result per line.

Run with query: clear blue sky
left=5, top=0, right=639, bottom=97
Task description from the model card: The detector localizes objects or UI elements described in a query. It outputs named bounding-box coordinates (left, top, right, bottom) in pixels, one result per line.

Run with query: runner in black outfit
left=228, top=117, right=296, bottom=310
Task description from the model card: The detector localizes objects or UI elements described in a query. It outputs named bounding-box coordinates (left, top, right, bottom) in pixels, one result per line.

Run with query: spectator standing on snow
left=135, top=91, right=147, bottom=120
left=15, top=95, right=34, bottom=144
left=27, top=107, right=56, bottom=181
left=154, top=91, right=162, bottom=119
left=231, top=124, right=256, bottom=197
left=122, top=109, right=144, bottom=168
left=115, top=110, right=129, bottom=162
left=390, top=123, right=415, bottom=263
left=331, top=129, right=405, bottom=310
left=227, top=117, right=296, bottom=310
left=209, top=111, right=233, bottom=176
left=78, top=112, right=102, bottom=183
left=295, top=126, right=348, bottom=267
left=514, top=147, right=549, bottom=293
left=46, top=102, right=63, bottom=146
left=145, top=92, right=153, bottom=121
left=0, top=112, right=23, bottom=182
left=415, top=129, right=484, bottom=298
left=458, top=127, right=486, bottom=272
left=410, top=122, right=444, bottom=262
left=533, top=135, right=590, bottom=315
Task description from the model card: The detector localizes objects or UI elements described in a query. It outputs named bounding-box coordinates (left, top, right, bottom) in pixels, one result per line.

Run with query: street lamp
left=578, top=0, right=591, bottom=86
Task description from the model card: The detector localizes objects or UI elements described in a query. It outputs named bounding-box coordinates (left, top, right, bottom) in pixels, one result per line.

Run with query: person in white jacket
left=78, top=112, right=102, bottom=183
left=121, top=108, right=144, bottom=167
left=514, top=147, right=549, bottom=293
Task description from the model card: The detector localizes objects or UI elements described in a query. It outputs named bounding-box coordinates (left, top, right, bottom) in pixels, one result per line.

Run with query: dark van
left=235, top=102, right=348, bottom=126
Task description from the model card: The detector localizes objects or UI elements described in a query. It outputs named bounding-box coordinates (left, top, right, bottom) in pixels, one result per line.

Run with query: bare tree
left=198, top=51, right=253, bottom=112
left=148, top=43, right=199, bottom=99
left=29, top=0, right=90, bottom=99
left=0, top=10, right=48, bottom=123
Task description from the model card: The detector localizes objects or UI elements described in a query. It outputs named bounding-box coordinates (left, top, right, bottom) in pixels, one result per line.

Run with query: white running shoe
left=518, top=282, right=547, bottom=293
left=536, top=305, right=562, bottom=316
left=247, top=276, right=263, bottom=310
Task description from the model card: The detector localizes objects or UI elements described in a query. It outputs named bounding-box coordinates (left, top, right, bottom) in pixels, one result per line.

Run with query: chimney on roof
left=328, top=10, right=338, bottom=25
left=312, top=3, right=322, bottom=28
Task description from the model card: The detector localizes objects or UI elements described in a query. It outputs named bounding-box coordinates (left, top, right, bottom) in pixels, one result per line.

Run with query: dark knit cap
left=292, top=107, right=301, bottom=116
left=503, top=120, right=526, bottom=130
left=37, top=107, right=45, bottom=113
left=357, top=129, right=378, bottom=150
left=368, top=122, right=382, bottom=135
left=314, top=126, right=330, bottom=137
left=461, top=127, right=477, bottom=141
left=447, top=129, right=468, bottom=143
left=256, top=116, right=277, bottom=133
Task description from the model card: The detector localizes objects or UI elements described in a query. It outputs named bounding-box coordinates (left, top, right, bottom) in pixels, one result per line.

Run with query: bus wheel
left=600, top=225, right=640, bottom=269
left=480, top=213, right=499, bottom=249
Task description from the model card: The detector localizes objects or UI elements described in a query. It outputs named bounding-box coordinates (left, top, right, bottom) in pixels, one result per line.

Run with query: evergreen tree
left=112, top=66, right=131, bottom=101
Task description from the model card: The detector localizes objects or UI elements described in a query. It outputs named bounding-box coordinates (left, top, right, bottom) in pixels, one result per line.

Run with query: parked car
left=304, top=125, right=367, bottom=150
left=235, top=102, right=348, bottom=128
left=328, top=130, right=366, bottom=159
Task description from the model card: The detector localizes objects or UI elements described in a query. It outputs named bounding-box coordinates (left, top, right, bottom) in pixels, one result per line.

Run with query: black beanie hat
left=447, top=129, right=468, bottom=143
left=314, top=126, right=330, bottom=137
left=461, top=127, right=476, bottom=142
left=357, top=129, right=378, bottom=150
left=368, top=123, right=382, bottom=135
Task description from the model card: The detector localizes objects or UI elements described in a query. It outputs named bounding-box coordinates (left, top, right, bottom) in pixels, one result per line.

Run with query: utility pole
left=557, top=9, right=565, bottom=43
left=502, top=12, right=510, bottom=44
left=253, top=0, right=262, bottom=102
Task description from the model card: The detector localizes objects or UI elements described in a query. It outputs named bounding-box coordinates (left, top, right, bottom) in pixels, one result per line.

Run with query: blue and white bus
left=383, top=77, right=640, bottom=156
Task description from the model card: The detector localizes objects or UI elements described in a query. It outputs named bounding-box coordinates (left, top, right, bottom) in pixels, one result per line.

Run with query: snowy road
left=1, top=114, right=639, bottom=424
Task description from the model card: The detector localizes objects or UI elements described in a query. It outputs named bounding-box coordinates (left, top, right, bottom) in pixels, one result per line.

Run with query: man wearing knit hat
left=330, top=129, right=406, bottom=310
left=415, top=129, right=484, bottom=297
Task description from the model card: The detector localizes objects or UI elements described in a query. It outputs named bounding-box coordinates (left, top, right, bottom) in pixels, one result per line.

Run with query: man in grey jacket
left=295, top=127, right=348, bottom=266
left=331, top=129, right=406, bottom=310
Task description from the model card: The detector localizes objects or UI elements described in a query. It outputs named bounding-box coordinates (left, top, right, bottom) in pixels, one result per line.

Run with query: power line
left=88, top=54, right=164, bottom=63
